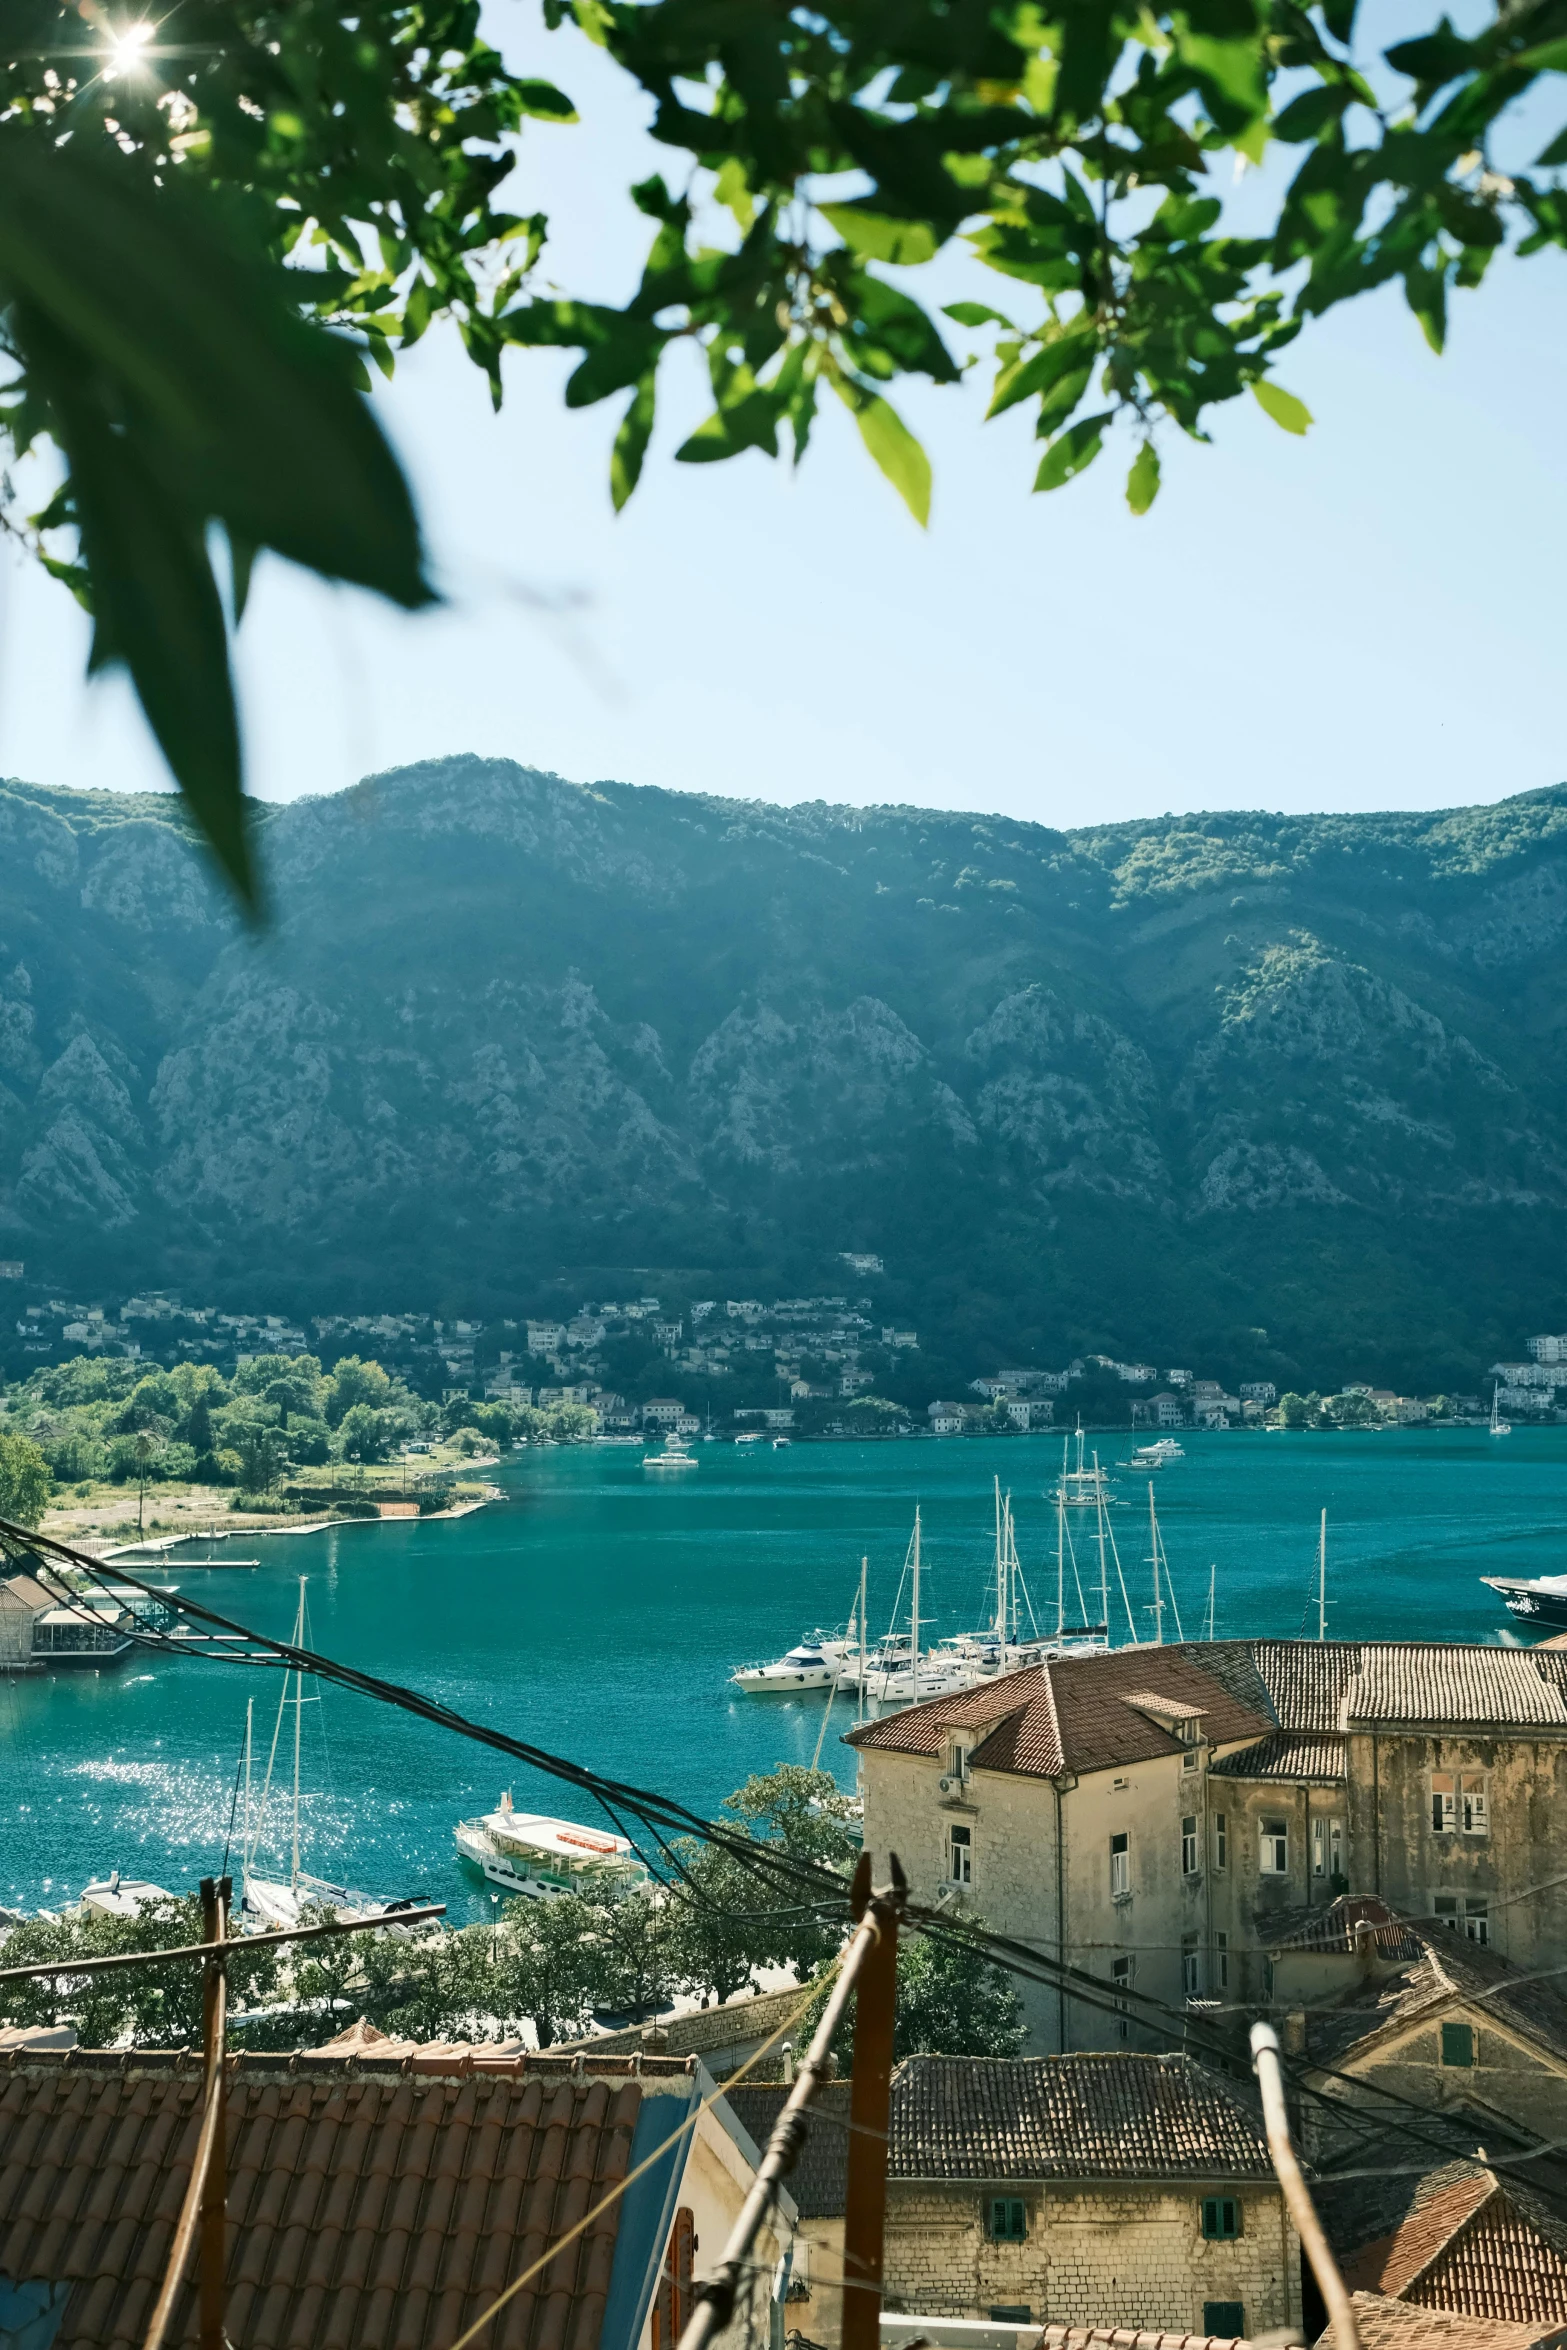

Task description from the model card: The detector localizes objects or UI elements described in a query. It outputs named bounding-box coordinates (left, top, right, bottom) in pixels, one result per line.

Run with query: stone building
left=733, top=2054, right=1299, bottom=2345
left=846, top=1640, right=1567, bottom=2052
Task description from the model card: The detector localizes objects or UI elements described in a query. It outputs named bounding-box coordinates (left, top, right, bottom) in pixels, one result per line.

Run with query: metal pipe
left=143, top=1877, right=230, bottom=2350
left=675, top=1854, right=904, bottom=2350
left=0, top=1902, right=446, bottom=1986
left=1250, top=2022, right=1359, bottom=2350
left=840, top=1864, right=903, bottom=2350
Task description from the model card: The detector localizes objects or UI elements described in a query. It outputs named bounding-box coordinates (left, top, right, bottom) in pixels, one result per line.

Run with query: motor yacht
left=454, top=1793, right=648, bottom=1900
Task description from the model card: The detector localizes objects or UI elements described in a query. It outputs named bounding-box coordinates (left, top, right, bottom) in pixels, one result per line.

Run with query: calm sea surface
left=3, top=1427, right=1565, bottom=1920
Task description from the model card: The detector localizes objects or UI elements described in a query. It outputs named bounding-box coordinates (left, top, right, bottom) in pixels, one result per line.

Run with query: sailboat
left=1054, top=1420, right=1122, bottom=1508
left=1490, top=1384, right=1512, bottom=1438
left=939, top=1480, right=1104, bottom=1678
left=240, top=1581, right=422, bottom=1932
left=853, top=1511, right=971, bottom=1706
left=1141, top=1486, right=1186, bottom=1646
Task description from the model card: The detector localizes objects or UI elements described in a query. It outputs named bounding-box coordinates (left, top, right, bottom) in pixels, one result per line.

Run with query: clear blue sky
left=1, top=7, right=1563, bottom=833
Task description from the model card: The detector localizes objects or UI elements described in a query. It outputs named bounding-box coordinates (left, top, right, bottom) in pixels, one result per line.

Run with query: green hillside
left=1, top=759, right=1564, bottom=1394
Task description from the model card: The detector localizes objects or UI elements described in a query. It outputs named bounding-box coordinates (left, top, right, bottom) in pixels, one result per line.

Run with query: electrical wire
left=9, top=1519, right=1565, bottom=2194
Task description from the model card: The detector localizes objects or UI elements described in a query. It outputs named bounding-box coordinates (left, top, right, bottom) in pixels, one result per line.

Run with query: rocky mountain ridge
left=3, top=758, right=1565, bottom=1389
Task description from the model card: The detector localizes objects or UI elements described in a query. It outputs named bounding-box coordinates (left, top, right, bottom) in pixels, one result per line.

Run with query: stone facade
left=882, top=2179, right=1300, bottom=2337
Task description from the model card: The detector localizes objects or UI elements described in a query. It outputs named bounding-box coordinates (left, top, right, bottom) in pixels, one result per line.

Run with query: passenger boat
left=1481, top=1572, right=1567, bottom=1628
left=644, top=1434, right=698, bottom=1472
left=454, top=1793, right=648, bottom=1899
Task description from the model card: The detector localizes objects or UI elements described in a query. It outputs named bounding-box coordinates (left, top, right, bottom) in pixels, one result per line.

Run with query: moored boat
left=454, top=1793, right=648, bottom=1899
left=1481, top=1572, right=1567, bottom=1628
left=644, top=1434, right=698, bottom=1472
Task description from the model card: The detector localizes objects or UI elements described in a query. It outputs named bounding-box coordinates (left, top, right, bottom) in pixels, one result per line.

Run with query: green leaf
left=0, top=140, right=432, bottom=615
left=988, top=325, right=1096, bottom=419
left=515, top=79, right=578, bottom=122
left=1251, top=380, right=1313, bottom=434
left=1034, top=411, right=1112, bottom=492
left=1272, top=86, right=1353, bottom=143
left=715, top=160, right=756, bottom=232
left=1513, top=35, right=1567, bottom=71
left=944, top=301, right=1017, bottom=329
left=820, top=206, right=941, bottom=266
left=611, top=375, right=657, bottom=512
left=1126, top=441, right=1161, bottom=515
left=1534, top=124, right=1567, bottom=167
left=1404, top=265, right=1446, bottom=355
left=228, top=531, right=259, bottom=625
left=834, top=379, right=931, bottom=524
left=21, top=305, right=254, bottom=911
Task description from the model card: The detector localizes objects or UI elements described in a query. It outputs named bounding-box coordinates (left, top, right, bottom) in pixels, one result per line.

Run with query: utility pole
left=840, top=1861, right=905, bottom=2350
left=199, top=1873, right=230, bottom=2350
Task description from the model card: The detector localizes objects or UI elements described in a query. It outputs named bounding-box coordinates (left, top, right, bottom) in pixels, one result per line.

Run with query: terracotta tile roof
left=1308, top=1930, right=1567, bottom=2074
left=1251, top=1642, right=1361, bottom=1732
left=1343, top=1649, right=1567, bottom=1728
left=1210, top=1731, right=1347, bottom=1781
left=845, top=1647, right=1271, bottom=1781
left=1263, top=1896, right=1417, bottom=1960
left=849, top=1642, right=1567, bottom=1783
left=0, top=2042, right=686, bottom=2349
left=723, top=2084, right=853, bottom=2220
left=0, top=1570, right=57, bottom=1613
left=1335, top=2163, right=1567, bottom=2326
left=886, top=2054, right=1273, bottom=2184
left=1318, top=2289, right=1567, bottom=2350
left=1036, top=2329, right=1252, bottom=2350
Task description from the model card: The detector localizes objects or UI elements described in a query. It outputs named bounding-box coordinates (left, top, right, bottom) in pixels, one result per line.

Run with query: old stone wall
left=881, top=2179, right=1299, bottom=2336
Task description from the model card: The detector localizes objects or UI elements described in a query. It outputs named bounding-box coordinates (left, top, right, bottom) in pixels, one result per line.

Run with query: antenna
left=1318, top=1509, right=1327, bottom=1643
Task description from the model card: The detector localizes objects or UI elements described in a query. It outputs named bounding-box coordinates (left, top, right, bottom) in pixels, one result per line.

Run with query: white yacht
left=75, top=1873, right=174, bottom=1922
left=732, top=1628, right=859, bottom=1692
left=1123, top=1439, right=1184, bottom=1470
left=644, top=1433, right=698, bottom=1471
left=454, top=1793, right=648, bottom=1900
left=1490, top=1384, right=1511, bottom=1437
left=1054, top=1422, right=1122, bottom=1507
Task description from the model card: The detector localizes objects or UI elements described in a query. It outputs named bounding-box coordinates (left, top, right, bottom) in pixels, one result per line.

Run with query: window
left=1215, top=1931, right=1229, bottom=1992
left=1465, top=1898, right=1490, bottom=1946
left=1110, top=1831, right=1131, bottom=1899
left=947, top=1823, right=973, bottom=1886
left=1182, top=1815, right=1199, bottom=1875
left=949, top=1739, right=971, bottom=1783
left=989, top=2311, right=1032, bottom=2327
left=1312, top=1816, right=1345, bottom=1879
left=987, top=2197, right=1027, bottom=2242
left=1112, top=1955, right=1133, bottom=2042
left=1213, top=1812, right=1228, bottom=1872
left=1204, top=2305, right=1246, bottom=2340
left=1201, top=2198, right=1242, bottom=2241
left=1260, top=1818, right=1288, bottom=1875
left=1441, top=2022, right=1475, bottom=2068
left=651, top=2208, right=695, bottom=2350
left=1182, top=1934, right=1201, bottom=1997
left=1434, top=1894, right=1459, bottom=1930
left=1435, top=1771, right=1488, bottom=1835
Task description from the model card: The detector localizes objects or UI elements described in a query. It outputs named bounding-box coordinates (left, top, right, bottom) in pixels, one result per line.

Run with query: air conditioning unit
left=937, top=1775, right=957, bottom=1795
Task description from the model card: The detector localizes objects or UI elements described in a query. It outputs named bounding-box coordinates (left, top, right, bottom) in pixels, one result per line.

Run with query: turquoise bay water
left=2, top=1427, right=1565, bottom=1921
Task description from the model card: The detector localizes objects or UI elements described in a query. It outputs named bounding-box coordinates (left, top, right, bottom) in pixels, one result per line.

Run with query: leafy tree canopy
left=0, top=1430, right=53, bottom=1527
left=4, top=0, right=1564, bottom=892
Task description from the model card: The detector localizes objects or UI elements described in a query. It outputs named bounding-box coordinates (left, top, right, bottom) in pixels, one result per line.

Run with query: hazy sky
left=2, top=10, right=1563, bottom=833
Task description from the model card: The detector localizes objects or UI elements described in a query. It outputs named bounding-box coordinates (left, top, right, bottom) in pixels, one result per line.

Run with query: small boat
left=455, top=1793, right=648, bottom=1900
left=76, top=1872, right=174, bottom=1922
left=644, top=1434, right=698, bottom=1472
left=1121, top=1439, right=1185, bottom=1470
left=771, top=1436, right=792, bottom=1449
left=732, top=1635, right=854, bottom=1692
left=1481, top=1572, right=1567, bottom=1628
left=1490, top=1385, right=1512, bottom=1438
left=1054, top=1422, right=1121, bottom=1507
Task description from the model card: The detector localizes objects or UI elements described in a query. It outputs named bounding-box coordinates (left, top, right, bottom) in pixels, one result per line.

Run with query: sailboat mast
left=1206, top=1562, right=1216, bottom=1643
left=242, top=1698, right=253, bottom=1891
left=1317, top=1510, right=1327, bottom=1643
left=1095, top=1475, right=1109, bottom=1642
left=291, top=1577, right=305, bottom=1893
left=1149, top=1484, right=1163, bottom=1646
left=911, top=1508, right=921, bottom=1706
left=859, top=1555, right=868, bottom=1726
left=993, top=1478, right=1005, bottom=1640
left=1056, top=1488, right=1065, bottom=1638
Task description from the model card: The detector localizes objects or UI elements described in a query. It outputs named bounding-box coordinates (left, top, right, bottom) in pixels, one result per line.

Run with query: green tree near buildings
left=335, top=1402, right=390, bottom=1464
left=325, top=1358, right=394, bottom=1429
left=0, top=1430, right=53, bottom=1527
left=0, top=1896, right=280, bottom=2047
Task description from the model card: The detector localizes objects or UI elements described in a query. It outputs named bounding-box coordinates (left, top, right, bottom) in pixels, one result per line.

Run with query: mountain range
left=2, top=755, right=1565, bottom=1393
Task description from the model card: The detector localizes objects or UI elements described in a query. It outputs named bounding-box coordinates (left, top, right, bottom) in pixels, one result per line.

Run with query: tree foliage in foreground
left=3, top=0, right=1566, bottom=894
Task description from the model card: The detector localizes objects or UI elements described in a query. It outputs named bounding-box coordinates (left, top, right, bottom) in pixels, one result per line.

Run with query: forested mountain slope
left=2, top=757, right=1564, bottom=1392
